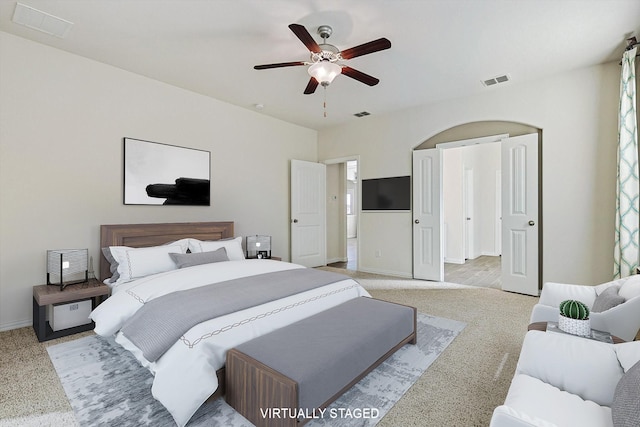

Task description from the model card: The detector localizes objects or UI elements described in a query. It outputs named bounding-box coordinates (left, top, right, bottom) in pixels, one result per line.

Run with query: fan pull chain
left=323, top=86, right=328, bottom=118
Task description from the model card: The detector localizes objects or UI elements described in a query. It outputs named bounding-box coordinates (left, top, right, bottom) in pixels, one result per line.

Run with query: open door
left=413, top=133, right=539, bottom=291
left=290, top=159, right=326, bottom=267
left=501, top=133, right=539, bottom=296
left=413, top=149, right=444, bottom=281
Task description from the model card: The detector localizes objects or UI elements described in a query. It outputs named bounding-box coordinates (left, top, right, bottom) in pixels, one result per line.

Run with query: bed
left=91, top=221, right=370, bottom=427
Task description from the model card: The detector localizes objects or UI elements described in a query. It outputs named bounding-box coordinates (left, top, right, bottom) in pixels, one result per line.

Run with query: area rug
left=47, top=313, right=465, bottom=427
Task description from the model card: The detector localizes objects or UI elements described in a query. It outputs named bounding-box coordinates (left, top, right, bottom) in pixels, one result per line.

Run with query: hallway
left=327, top=238, right=357, bottom=270
left=328, top=243, right=501, bottom=290
left=444, top=256, right=501, bottom=289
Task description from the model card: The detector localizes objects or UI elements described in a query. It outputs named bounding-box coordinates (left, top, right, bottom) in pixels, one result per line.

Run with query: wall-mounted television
left=362, top=176, right=411, bottom=211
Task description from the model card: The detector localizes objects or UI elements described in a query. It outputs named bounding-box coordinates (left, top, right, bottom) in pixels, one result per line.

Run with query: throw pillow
left=619, top=276, right=640, bottom=300
left=592, top=285, right=625, bottom=313
left=189, top=236, right=245, bottom=261
left=101, top=247, right=120, bottom=283
left=612, top=359, right=640, bottom=427
left=170, top=248, right=229, bottom=268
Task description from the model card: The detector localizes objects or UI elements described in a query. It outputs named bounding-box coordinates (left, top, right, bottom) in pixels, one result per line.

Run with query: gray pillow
left=101, top=247, right=120, bottom=283
left=170, top=247, right=229, bottom=268
left=592, top=285, right=625, bottom=313
left=612, top=359, right=640, bottom=427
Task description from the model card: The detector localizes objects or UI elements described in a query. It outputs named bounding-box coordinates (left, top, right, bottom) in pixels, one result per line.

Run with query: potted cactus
left=558, top=299, right=591, bottom=337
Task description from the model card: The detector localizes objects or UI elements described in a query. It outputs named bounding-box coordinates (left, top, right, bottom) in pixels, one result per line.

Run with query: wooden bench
left=225, top=297, right=417, bottom=427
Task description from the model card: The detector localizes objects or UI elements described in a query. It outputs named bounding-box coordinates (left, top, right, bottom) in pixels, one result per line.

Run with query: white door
left=291, top=159, right=326, bottom=267
left=413, top=149, right=444, bottom=281
left=495, top=171, right=502, bottom=255
left=464, top=168, right=474, bottom=260
left=501, top=133, right=539, bottom=296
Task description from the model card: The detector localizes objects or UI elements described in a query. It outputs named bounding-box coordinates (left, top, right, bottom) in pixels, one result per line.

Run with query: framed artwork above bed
left=123, top=137, right=210, bottom=206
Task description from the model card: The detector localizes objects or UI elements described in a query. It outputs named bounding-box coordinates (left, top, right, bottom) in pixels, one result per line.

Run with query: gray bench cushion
left=234, top=296, right=415, bottom=414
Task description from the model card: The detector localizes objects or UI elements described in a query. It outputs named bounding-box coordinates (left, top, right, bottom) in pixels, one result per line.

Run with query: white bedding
left=90, top=259, right=370, bottom=427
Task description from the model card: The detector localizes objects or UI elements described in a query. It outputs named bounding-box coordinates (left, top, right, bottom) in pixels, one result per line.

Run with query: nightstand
left=32, top=279, right=110, bottom=342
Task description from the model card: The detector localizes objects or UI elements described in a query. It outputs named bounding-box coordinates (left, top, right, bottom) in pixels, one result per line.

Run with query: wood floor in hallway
left=445, top=255, right=501, bottom=289
left=327, top=238, right=357, bottom=270
left=328, top=241, right=502, bottom=290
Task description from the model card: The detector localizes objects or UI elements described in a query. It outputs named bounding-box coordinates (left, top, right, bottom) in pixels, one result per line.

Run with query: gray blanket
left=121, top=268, right=350, bottom=362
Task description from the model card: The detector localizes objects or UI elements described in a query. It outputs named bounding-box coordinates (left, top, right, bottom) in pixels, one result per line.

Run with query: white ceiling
left=1, top=0, right=639, bottom=130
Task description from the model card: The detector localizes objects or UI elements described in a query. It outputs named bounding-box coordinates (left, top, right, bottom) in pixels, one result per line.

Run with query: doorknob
left=528, top=220, right=535, bottom=226
left=466, top=217, right=471, bottom=221
left=292, top=219, right=298, bottom=223
left=414, top=219, right=420, bottom=224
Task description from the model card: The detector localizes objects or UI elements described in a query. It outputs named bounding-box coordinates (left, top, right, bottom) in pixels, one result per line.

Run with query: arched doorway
left=413, top=121, right=542, bottom=295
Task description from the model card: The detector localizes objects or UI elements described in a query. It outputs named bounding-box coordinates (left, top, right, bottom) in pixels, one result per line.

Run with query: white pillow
left=107, top=241, right=188, bottom=283
left=189, top=237, right=245, bottom=261
left=619, top=276, right=640, bottom=300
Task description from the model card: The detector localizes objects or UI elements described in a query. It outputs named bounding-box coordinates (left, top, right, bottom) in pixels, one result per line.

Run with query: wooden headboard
left=99, top=221, right=234, bottom=282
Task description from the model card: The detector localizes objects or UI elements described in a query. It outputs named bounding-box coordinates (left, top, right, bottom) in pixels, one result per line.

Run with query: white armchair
left=530, top=275, right=640, bottom=342
left=490, top=330, right=640, bottom=427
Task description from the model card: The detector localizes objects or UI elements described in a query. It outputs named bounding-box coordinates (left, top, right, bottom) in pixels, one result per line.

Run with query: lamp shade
left=47, top=249, right=88, bottom=290
left=246, top=235, right=272, bottom=259
left=308, top=61, right=342, bottom=85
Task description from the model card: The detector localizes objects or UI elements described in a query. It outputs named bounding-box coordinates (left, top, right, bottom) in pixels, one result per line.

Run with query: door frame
left=324, top=155, right=361, bottom=270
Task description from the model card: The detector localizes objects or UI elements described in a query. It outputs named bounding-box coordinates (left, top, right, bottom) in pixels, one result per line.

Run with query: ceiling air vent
left=354, top=111, right=371, bottom=118
left=482, top=74, right=511, bottom=87
left=12, top=3, right=73, bottom=38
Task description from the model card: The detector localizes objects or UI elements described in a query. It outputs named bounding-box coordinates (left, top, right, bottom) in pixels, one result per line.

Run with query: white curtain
left=614, top=46, right=638, bottom=279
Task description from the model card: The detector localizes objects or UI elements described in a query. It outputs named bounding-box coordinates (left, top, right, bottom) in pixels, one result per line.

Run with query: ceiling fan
left=254, top=24, right=391, bottom=95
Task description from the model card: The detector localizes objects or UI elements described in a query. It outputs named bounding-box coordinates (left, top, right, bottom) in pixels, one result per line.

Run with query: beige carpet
left=0, top=328, right=91, bottom=426
left=368, top=288, right=536, bottom=426
left=0, top=273, right=537, bottom=427
left=320, top=266, right=480, bottom=290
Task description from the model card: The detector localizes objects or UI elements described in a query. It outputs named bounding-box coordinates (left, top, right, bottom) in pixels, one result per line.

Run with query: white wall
left=466, top=142, right=501, bottom=257
left=440, top=142, right=501, bottom=264
left=0, top=32, right=317, bottom=330
left=346, top=179, right=357, bottom=238
left=318, top=62, right=619, bottom=285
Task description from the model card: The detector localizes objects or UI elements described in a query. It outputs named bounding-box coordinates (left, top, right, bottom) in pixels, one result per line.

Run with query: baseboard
left=447, top=253, right=499, bottom=264
left=0, top=318, right=32, bottom=332
left=480, top=251, right=501, bottom=257
left=358, top=267, right=413, bottom=279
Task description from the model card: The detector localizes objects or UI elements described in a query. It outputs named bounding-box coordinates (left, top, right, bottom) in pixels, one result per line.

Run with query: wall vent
left=354, top=111, right=371, bottom=117
left=482, top=74, right=511, bottom=87
left=12, top=3, right=73, bottom=38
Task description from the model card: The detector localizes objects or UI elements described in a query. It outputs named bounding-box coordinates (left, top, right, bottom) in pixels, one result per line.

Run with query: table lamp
left=245, top=235, right=271, bottom=259
left=47, top=249, right=89, bottom=291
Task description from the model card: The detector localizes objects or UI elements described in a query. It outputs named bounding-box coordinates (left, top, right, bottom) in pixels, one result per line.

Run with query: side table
left=528, top=321, right=625, bottom=344
left=33, top=279, right=110, bottom=342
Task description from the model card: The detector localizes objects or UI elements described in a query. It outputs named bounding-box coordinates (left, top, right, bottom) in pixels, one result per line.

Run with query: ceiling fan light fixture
left=308, top=61, right=342, bottom=86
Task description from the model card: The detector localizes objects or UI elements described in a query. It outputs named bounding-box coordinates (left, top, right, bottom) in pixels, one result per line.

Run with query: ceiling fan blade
left=254, top=61, right=306, bottom=70
left=289, top=24, right=322, bottom=53
left=303, top=78, right=319, bottom=94
left=341, top=66, right=380, bottom=86
left=340, top=38, right=391, bottom=60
